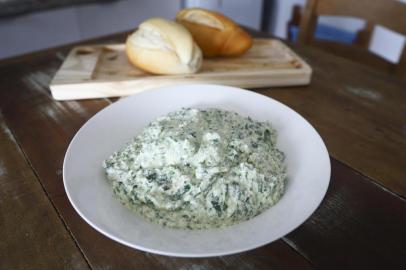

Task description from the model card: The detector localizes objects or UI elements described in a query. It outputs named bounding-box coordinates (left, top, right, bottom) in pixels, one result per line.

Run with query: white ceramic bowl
left=63, top=84, right=330, bottom=257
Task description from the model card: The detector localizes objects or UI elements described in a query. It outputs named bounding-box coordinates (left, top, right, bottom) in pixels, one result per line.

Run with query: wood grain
left=316, top=0, right=406, bottom=36
left=0, top=114, right=89, bottom=270
left=397, top=47, right=406, bottom=77
left=257, top=44, right=406, bottom=197
left=309, top=40, right=394, bottom=74
left=49, top=39, right=312, bottom=100
left=354, top=22, right=374, bottom=48
left=1, top=29, right=405, bottom=269
left=298, top=0, right=318, bottom=44
left=0, top=53, right=315, bottom=269
left=284, top=158, right=406, bottom=269
left=298, top=0, right=406, bottom=76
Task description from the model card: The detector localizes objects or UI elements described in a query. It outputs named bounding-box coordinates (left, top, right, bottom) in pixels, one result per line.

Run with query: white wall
left=1, top=0, right=263, bottom=60
left=271, top=0, right=406, bottom=63
left=370, top=26, right=406, bottom=63
left=0, top=0, right=181, bottom=59
left=1, top=6, right=81, bottom=59
left=3, top=0, right=404, bottom=63
left=272, top=0, right=305, bottom=38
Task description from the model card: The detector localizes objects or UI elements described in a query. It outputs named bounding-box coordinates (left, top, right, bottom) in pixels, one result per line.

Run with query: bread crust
left=126, top=18, right=202, bottom=75
left=176, top=8, right=253, bottom=57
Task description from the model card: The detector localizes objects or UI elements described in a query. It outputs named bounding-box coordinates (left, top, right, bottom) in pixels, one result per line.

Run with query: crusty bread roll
left=176, top=8, right=253, bottom=57
left=126, top=17, right=202, bottom=74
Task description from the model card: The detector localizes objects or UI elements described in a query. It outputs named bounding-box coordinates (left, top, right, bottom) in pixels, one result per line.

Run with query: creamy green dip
left=103, top=108, right=286, bottom=229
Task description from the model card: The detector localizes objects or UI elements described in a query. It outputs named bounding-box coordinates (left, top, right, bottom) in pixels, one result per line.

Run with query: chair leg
left=298, top=0, right=318, bottom=44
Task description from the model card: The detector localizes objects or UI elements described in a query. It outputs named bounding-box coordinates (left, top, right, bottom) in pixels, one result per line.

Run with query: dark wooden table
left=1, top=30, right=405, bottom=270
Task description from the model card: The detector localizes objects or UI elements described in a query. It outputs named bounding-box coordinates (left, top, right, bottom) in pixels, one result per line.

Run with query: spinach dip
left=103, top=108, right=286, bottom=229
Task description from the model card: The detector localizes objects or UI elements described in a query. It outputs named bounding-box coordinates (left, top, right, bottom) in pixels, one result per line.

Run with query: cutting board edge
left=50, top=74, right=311, bottom=101
left=50, top=38, right=313, bottom=100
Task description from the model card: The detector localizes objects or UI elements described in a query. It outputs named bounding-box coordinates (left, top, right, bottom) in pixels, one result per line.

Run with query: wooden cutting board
left=50, top=38, right=312, bottom=100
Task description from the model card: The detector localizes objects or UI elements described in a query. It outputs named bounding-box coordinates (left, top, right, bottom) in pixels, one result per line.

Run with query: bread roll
left=176, top=8, right=253, bottom=57
left=126, top=17, right=202, bottom=74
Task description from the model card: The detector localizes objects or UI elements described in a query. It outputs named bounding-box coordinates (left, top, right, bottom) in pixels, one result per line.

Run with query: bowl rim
left=63, top=84, right=331, bottom=257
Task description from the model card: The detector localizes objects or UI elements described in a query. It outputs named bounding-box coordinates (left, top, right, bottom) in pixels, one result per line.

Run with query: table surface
left=0, top=30, right=405, bottom=270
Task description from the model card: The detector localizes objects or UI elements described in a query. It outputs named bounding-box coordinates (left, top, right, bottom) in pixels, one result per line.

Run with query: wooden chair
left=298, top=0, right=406, bottom=77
